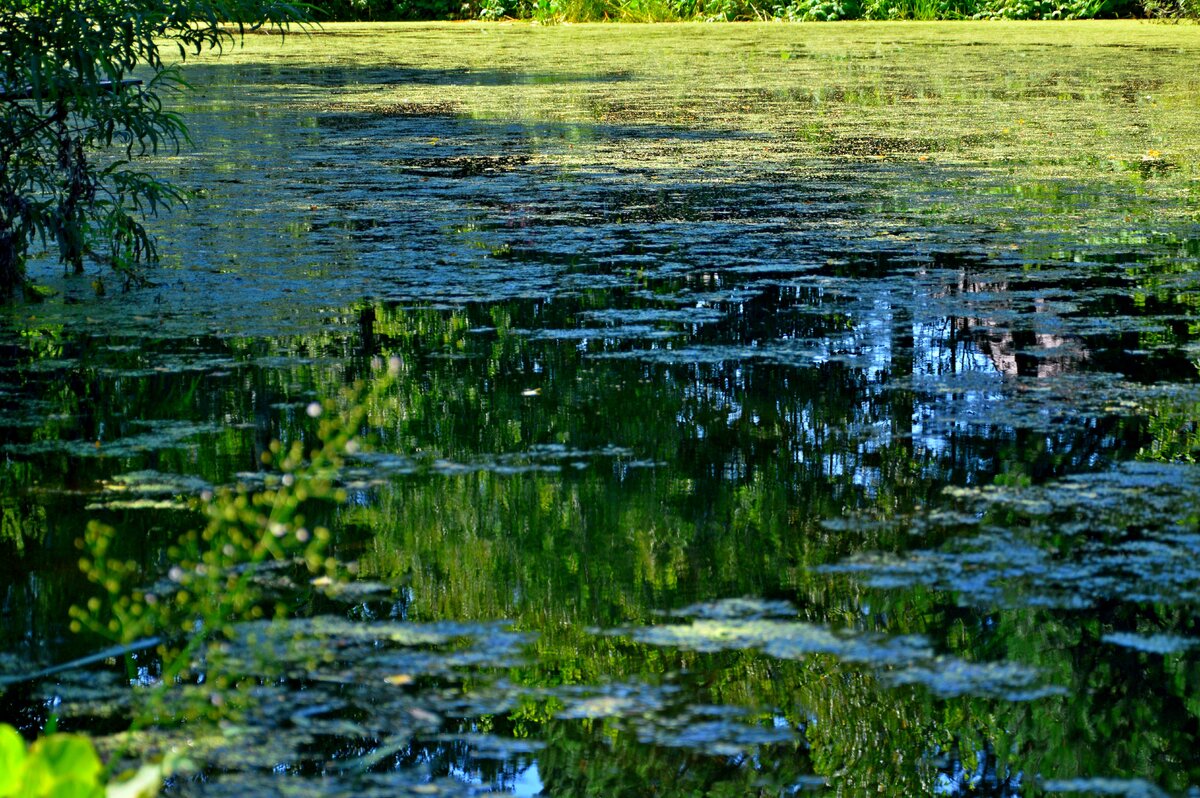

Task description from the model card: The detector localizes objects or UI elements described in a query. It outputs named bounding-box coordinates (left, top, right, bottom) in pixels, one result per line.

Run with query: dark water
left=3, top=24, right=1200, bottom=798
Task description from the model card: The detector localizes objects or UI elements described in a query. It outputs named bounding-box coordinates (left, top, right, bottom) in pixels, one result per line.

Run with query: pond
left=3, top=20, right=1200, bottom=797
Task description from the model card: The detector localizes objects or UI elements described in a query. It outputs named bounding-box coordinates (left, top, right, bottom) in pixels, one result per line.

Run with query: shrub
left=773, top=0, right=860, bottom=20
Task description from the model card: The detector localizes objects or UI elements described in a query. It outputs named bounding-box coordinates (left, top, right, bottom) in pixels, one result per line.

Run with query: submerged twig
left=0, top=636, right=163, bottom=688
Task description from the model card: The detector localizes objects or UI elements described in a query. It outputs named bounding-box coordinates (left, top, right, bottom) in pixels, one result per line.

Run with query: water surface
left=3, top=21, right=1200, bottom=798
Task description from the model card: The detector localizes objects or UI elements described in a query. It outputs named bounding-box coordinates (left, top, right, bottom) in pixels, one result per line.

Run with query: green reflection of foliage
left=1139, top=392, right=1200, bottom=464
left=4, top=287, right=1197, bottom=794
left=0, top=462, right=47, bottom=554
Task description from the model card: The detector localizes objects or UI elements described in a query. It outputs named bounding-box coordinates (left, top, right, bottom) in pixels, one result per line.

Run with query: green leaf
left=0, top=725, right=27, bottom=796
left=47, top=781, right=105, bottom=798
left=29, top=736, right=102, bottom=784
left=18, top=755, right=54, bottom=798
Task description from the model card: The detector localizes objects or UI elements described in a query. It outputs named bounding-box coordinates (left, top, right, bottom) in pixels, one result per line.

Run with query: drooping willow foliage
left=0, top=0, right=307, bottom=298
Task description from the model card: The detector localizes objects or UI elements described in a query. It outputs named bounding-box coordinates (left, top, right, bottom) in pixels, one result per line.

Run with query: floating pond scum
left=2, top=19, right=1200, bottom=798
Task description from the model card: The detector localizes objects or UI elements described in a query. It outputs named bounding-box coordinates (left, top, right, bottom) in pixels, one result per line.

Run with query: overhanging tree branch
left=0, top=0, right=309, bottom=298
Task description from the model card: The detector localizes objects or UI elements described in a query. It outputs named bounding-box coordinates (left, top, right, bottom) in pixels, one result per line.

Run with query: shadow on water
left=3, top=35, right=1200, bottom=797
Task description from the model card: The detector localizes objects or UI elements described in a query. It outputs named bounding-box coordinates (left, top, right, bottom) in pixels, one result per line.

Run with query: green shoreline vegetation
left=308, top=0, right=1198, bottom=24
